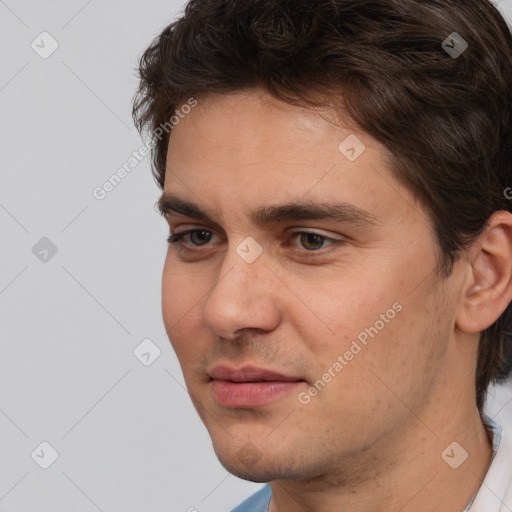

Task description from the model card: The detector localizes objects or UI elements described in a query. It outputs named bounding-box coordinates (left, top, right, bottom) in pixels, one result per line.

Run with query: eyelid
left=289, top=227, right=340, bottom=238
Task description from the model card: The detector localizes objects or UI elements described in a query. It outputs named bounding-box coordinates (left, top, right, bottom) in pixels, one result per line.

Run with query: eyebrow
left=157, top=192, right=378, bottom=227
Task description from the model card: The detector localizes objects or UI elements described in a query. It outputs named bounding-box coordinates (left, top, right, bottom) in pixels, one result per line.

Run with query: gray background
left=1, top=1, right=512, bottom=511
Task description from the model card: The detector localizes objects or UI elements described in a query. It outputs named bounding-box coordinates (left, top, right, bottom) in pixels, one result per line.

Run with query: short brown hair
left=132, top=0, right=512, bottom=413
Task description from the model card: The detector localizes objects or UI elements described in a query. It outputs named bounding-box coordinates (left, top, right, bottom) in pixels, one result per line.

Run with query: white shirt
left=465, top=415, right=512, bottom=511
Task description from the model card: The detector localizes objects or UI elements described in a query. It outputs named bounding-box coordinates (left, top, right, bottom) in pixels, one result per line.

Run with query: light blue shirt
left=231, top=415, right=505, bottom=512
left=231, top=484, right=271, bottom=512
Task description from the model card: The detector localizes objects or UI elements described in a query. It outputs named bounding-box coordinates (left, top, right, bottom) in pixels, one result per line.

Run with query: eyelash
left=166, top=229, right=342, bottom=254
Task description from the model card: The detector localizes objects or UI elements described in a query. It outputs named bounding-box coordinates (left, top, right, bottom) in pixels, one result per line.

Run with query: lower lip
left=211, top=379, right=303, bottom=408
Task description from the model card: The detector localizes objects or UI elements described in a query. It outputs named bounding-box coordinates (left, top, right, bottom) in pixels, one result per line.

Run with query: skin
left=160, top=88, right=512, bottom=511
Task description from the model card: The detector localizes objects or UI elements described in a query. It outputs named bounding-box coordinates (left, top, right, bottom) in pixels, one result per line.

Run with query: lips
left=209, top=366, right=301, bottom=383
left=208, top=365, right=305, bottom=408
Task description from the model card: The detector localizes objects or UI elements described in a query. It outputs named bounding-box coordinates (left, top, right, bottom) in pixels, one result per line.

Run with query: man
left=132, top=0, right=512, bottom=510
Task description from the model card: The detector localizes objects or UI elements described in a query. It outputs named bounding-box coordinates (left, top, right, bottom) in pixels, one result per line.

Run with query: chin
left=220, top=464, right=275, bottom=483
left=212, top=441, right=266, bottom=480
left=212, top=442, right=313, bottom=483
left=216, top=456, right=290, bottom=483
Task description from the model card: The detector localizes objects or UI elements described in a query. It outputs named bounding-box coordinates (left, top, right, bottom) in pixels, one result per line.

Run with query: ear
left=456, top=211, right=512, bottom=334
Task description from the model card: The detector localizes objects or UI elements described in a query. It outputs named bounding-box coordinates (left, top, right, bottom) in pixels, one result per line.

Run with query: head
left=133, top=0, right=512, bottom=482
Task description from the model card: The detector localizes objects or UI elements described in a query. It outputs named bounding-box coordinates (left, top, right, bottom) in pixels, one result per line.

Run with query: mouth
left=208, top=365, right=306, bottom=408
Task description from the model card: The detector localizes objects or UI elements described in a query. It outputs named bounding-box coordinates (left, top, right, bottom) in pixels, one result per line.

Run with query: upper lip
left=208, top=365, right=303, bottom=383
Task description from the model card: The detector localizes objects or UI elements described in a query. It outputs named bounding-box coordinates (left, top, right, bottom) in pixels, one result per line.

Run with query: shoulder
left=231, top=485, right=272, bottom=512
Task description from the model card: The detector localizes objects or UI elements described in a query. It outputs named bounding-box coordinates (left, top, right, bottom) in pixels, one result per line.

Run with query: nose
left=201, top=242, right=281, bottom=340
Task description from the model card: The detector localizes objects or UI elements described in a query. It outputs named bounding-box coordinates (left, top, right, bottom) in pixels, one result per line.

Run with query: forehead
left=163, top=89, right=415, bottom=227
left=168, top=89, right=361, bottom=163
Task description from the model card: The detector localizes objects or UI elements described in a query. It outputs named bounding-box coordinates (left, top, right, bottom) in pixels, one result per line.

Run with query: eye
left=289, top=231, right=338, bottom=251
left=167, top=229, right=214, bottom=247
left=167, top=229, right=342, bottom=253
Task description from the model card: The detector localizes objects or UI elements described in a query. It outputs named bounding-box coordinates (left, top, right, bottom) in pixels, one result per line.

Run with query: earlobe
left=456, top=211, right=512, bottom=334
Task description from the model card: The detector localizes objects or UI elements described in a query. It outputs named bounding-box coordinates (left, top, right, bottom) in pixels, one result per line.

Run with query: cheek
left=296, top=274, right=399, bottom=361
left=293, top=266, right=426, bottom=390
left=313, top=277, right=452, bottom=415
left=161, top=257, right=208, bottom=362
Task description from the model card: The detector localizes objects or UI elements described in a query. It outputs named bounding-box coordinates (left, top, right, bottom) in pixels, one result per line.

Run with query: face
left=161, top=89, right=461, bottom=482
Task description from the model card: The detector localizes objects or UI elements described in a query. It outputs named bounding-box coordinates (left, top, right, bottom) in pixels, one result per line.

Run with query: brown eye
left=188, top=230, right=213, bottom=246
left=167, top=229, right=215, bottom=246
left=288, top=231, right=340, bottom=252
left=299, top=233, right=328, bottom=251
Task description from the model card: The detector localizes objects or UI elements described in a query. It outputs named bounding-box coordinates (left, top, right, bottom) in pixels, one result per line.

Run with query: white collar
left=466, top=416, right=512, bottom=511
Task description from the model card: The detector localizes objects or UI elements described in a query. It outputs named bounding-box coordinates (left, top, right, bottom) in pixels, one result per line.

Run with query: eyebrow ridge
left=157, top=193, right=378, bottom=227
